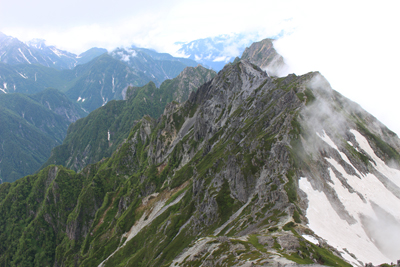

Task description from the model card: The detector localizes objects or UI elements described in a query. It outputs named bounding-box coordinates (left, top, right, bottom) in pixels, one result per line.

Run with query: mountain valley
left=0, top=89, right=85, bottom=183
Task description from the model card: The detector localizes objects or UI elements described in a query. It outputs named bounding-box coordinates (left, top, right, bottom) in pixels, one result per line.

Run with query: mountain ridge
left=42, top=65, right=216, bottom=172
left=0, top=32, right=106, bottom=70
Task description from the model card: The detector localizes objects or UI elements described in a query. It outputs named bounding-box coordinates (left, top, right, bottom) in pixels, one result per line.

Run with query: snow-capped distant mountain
left=175, top=33, right=261, bottom=71
left=25, top=38, right=80, bottom=69
left=0, top=32, right=106, bottom=70
left=110, top=46, right=198, bottom=86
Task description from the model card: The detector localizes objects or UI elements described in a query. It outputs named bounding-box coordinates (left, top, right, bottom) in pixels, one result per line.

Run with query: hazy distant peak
left=26, top=38, right=47, bottom=49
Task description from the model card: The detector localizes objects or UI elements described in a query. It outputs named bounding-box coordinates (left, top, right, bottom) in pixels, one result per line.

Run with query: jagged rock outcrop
left=171, top=65, right=216, bottom=102
left=241, top=38, right=288, bottom=76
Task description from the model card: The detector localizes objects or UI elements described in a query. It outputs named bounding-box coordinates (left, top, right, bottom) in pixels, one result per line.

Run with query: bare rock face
left=241, top=38, right=288, bottom=76
left=172, top=65, right=216, bottom=103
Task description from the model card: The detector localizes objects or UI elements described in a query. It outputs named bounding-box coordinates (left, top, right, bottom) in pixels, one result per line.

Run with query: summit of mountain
left=76, top=47, right=108, bottom=65
left=240, top=38, right=289, bottom=76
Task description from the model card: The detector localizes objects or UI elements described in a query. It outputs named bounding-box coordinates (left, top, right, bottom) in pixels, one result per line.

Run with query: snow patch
left=347, top=141, right=354, bottom=147
left=317, top=131, right=361, bottom=176
left=350, top=129, right=400, bottom=188
left=301, top=128, right=400, bottom=266
left=302, top=235, right=319, bottom=245
left=50, top=47, right=64, bottom=58
left=16, top=71, right=27, bottom=79
left=299, top=177, right=380, bottom=266
left=27, top=49, right=38, bottom=62
left=18, top=48, right=31, bottom=64
left=0, top=88, right=6, bottom=94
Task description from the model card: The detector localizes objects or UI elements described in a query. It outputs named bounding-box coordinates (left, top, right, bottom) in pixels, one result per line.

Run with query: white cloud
left=1, top=0, right=295, bottom=54
left=273, top=0, right=400, bottom=135
left=212, top=56, right=229, bottom=62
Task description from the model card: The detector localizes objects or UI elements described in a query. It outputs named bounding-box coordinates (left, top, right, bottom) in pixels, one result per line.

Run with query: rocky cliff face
left=0, top=60, right=399, bottom=267
left=241, top=38, right=288, bottom=76
left=170, top=65, right=216, bottom=103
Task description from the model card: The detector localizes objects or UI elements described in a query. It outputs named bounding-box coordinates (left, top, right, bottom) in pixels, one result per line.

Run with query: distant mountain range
left=109, top=47, right=198, bottom=87
left=175, top=33, right=262, bottom=71
left=0, top=32, right=200, bottom=112
left=0, top=32, right=208, bottom=183
left=0, top=32, right=107, bottom=70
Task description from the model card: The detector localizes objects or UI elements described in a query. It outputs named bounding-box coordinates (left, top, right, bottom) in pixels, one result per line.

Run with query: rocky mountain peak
left=190, top=60, right=269, bottom=107
left=241, top=38, right=289, bottom=76
left=26, top=38, right=47, bottom=49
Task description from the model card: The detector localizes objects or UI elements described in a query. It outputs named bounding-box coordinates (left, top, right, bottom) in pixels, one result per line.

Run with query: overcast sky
left=1, top=0, right=400, bottom=135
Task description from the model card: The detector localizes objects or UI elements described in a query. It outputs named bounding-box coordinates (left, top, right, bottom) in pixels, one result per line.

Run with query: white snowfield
left=300, top=130, right=400, bottom=266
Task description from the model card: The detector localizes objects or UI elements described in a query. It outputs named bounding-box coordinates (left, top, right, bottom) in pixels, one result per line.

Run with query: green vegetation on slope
left=43, top=66, right=215, bottom=172
left=0, top=89, right=84, bottom=183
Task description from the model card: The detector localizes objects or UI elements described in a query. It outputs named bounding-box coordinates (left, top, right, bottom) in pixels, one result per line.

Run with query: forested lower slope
left=0, top=89, right=85, bottom=183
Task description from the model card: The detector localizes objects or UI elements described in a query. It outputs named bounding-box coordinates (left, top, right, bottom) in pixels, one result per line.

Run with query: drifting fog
left=273, top=1, right=400, bottom=136
left=298, top=74, right=400, bottom=265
